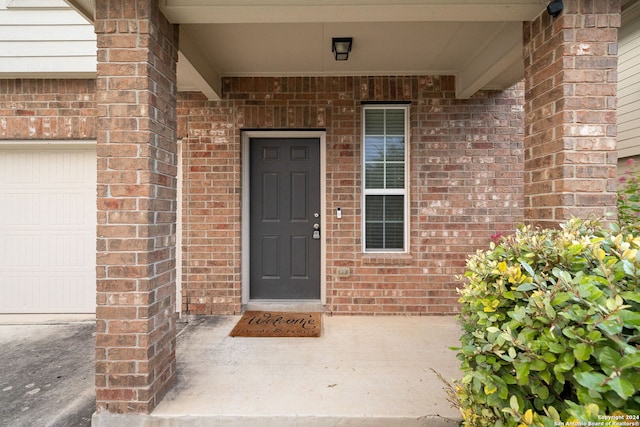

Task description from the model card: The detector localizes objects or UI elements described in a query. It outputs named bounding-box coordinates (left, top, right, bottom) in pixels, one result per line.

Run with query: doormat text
left=229, top=311, right=321, bottom=337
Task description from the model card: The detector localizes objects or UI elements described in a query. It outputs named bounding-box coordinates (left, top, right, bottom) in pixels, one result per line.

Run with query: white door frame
left=241, top=131, right=327, bottom=306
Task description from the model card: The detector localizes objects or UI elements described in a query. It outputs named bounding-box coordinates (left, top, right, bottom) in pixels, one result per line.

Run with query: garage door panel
left=2, top=233, right=40, bottom=267
left=0, top=276, right=37, bottom=312
left=43, top=192, right=92, bottom=226
left=2, top=191, right=92, bottom=226
left=0, top=145, right=96, bottom=313
left=0, top=193, right=40, bottom=225
left=43, top=275, right=94, bottom=312
left=49, top=151, right=94, bottom=183
left=43, top=233, right=95, bottom=267
left=1, top=274, right=93, bottom=313
left=0, top=151, right=38, bottom=184
left=0, top=150, right=93, bottom=183
left=2, top=232, right=93, bottom=265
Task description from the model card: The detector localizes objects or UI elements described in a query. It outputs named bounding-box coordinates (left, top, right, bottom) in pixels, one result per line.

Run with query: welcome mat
left=229, top=311, right=321, bottom=338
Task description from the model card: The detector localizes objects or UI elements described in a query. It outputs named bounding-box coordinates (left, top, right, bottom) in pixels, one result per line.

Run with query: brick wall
left=178, top=75, right=525, bottom=315
left=0, top=73, right=526, bottom=319
left=95, top=0, right=178, bottom=414
left=523, top=0, right=620, bottom=226
left=0, top=79, right=96, bottom=139
left=178, top=92, right=241, bottom=314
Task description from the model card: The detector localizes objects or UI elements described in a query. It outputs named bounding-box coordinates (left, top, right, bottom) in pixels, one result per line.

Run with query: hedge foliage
left=453, top=218, right=640, bottom=426
left=618, top=158, right=640, bottom=233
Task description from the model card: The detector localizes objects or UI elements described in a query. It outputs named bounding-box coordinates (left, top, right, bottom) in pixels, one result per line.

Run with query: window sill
left=362, top=253, right=413, bottom=266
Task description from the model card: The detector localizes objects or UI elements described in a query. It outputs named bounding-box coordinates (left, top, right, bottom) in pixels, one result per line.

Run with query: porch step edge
left=245, top=299, right=324, bottom=312
left=92, top=413, right=462, bottom=427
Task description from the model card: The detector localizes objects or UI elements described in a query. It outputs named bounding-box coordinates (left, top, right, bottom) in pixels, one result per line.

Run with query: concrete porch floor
left=93, top=315, right=464, bottom=427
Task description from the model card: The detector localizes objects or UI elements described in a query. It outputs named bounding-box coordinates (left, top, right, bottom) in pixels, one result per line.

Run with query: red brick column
left=523, top=0, right=620, bottom=227
left=95, top=0, right=178, bottom=414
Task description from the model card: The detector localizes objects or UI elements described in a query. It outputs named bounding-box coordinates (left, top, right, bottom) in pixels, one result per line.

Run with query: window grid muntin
left=362, top=105, right=409, bottom=253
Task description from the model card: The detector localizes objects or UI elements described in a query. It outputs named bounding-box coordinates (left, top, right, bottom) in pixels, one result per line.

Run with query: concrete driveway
left=0, top=315, right=95, bottom=427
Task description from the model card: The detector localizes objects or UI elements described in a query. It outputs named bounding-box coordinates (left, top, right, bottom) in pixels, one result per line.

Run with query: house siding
left=0, top=1, right=96, bottom=77
left=618, top=1, right=640, bottom=159
left=178, top=75, right=525, bottom=315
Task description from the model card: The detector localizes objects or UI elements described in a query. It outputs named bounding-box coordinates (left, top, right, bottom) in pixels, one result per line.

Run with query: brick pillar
left=95, top=0, right=178, bottom=414
left=523, top=0, right=620, bottom=227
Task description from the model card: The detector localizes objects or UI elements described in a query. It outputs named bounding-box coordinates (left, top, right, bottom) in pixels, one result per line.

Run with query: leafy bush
left=618, top=158, right=640, bottom=233
left=453, top=218, right=640, bottom=426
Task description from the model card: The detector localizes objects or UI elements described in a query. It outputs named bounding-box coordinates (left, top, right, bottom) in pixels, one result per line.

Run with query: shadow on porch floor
left=94, top=315, right=463, bottom=427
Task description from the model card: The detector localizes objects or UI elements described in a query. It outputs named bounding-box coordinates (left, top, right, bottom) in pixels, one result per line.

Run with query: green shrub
left=618, top=158, right=640, bottom=233
left=453, top=218, right=640, bottom=426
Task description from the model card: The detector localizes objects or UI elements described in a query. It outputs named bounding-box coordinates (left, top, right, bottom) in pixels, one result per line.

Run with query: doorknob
left=312, top=223, right=320, bottom=240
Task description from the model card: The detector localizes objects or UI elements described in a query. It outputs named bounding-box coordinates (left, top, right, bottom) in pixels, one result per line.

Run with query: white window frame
left=361, top=104, right=410, bottom=253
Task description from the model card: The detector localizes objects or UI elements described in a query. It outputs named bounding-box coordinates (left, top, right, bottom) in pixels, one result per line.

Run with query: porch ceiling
left=164, top=1, right=547, bottom=99
left=72, top=1, right=551, bottom=99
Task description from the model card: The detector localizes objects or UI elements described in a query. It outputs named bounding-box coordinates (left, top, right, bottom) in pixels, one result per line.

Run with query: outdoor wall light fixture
left=332, top=37, right=353, bottom=61
left=547, top=0, right=563, bottom=17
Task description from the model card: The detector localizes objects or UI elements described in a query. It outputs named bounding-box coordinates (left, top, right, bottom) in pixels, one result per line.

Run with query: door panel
left=261, top=236, right=280, bottom=278
left=250, top=138, right=320, bottom=299
left=291, top=172, right=309, bottom=221
left=290, top=236, right=309, bottom=278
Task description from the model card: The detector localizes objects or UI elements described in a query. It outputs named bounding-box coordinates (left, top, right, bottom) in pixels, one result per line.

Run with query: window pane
left=366, top=223, right=384, bottom=249
left=386, top=109, right=405, bottom=135
left=385, top=222, right=404, bottom=249
left=385, top=163, right=404, bottom=189
left=365, top=195, right=404, bottom=250
left=365, top=110, right=384, bottom=135
left=385, top=195, right=404, bottom=221
left=365, top=195, right=383, bottom=221
left=386, top=137, right=404, bottom=161
left=365, top=163, right=384, bottom=188
left=365, top=136, right=384, bottom=162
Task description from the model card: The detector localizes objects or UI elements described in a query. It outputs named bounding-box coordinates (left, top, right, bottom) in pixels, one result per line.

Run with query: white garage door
left=0, top=144, right=96, bottom=313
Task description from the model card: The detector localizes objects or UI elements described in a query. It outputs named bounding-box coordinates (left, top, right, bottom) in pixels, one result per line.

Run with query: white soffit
left=160, top=0, right=547, bottom=24
left=62, top=0, right=549, bottom=98
left=162, top=0, right=543, bottom=98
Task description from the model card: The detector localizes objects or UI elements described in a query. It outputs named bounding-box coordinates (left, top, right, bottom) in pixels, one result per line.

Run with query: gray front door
left=250, top=138, right=321, bottom=299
